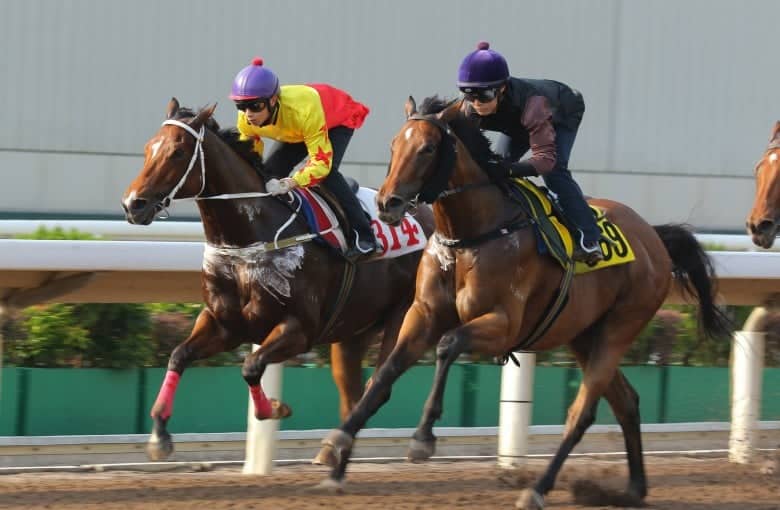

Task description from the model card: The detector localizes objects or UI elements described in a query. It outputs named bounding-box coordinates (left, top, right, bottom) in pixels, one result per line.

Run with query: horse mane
left=172, top=107, right=265, bottom=172
left=418, top=96, right=497, bottom=170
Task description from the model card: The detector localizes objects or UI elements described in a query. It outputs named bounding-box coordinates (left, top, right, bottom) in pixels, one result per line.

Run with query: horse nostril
left=129, top=198, right=148, bottom=212
left=386, top=196, right=404, bottom=210
left=754, top=219, right=774, bottom=235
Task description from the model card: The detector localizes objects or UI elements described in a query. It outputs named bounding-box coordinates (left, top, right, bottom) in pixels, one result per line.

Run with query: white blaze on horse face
left=123, top=190, right=137, bottom=210
left=770, top=153, right=778, bottom=164
left=404, top=127, right=414, bottom=141
left=150, top=137, right=165, bottom=160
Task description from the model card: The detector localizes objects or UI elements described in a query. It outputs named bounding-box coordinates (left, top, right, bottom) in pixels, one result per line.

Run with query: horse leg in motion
left=241, top=317, right=312, bottom=421
left=322, top=270, right=456, bottom=486
left=314, top=300, right=410, bottom=466
left=147, top=309, right=242, bottom=461
left=312, top=336, right=371, bottom=466
left=408, top=312, right=510, bottom=462
left=515, top=318, right=648, bottom=510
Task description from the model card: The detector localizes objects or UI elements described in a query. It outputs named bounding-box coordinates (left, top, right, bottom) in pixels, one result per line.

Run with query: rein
left=410, top=111, right=575, bottom=354
left=159, top=119, right=323, bottom=253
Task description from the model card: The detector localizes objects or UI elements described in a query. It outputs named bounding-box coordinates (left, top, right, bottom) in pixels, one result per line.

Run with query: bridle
left=156, top=119, right=325, bottom=251
left=158, top=119, right=276, bottom=211
left=404, top=114, right=493, bottom=204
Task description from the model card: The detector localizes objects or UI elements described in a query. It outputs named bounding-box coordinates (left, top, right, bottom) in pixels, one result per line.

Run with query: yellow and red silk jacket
left=236, top=84, right=369, bottom=187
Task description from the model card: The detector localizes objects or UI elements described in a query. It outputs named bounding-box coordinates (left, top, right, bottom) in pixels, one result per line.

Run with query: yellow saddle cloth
left=510, top=179, right=635, bottom=274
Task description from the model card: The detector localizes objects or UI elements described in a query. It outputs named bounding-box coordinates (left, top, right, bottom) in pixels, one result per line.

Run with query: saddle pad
left=295, top=187, right=427, bottom=260
left=356, top=187, right=428, bottom=259
left=295, top=187, right=349, bottom=251
left=510, top=179, right=635, bottom=274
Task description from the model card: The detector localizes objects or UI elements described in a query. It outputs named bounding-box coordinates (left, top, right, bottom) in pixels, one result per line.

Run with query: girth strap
left=313, top=259, right=357, bottom=344
left=434, top=217, right=533, bottom=249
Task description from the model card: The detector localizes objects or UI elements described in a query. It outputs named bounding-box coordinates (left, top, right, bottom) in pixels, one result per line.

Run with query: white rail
left=1, top=235, right=779, bottom=473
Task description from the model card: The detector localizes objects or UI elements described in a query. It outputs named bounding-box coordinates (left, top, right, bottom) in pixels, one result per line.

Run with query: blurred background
left=1, top=0, right=776, bottom=230
left=1, top=1, right=779, bottom=437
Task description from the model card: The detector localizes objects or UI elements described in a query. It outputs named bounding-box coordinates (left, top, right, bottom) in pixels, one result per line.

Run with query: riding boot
left=321, top=170, right=382, bottom=260
left=541, top=169, right=603, bottom=265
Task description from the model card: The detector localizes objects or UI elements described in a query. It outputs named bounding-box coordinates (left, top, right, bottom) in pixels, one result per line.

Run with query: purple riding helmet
left=229, top=57, right=280, bottom=100
left=457, top=41, right=510, bottom=89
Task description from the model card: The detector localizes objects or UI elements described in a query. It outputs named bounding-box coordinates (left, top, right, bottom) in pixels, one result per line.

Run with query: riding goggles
left=234, top=98, right=269, bottom=112
left=460, top=87, right=499, bottom=103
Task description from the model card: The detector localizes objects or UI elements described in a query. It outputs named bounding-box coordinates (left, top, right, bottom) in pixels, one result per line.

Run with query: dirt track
left=0, top=455, right=778, bottom=509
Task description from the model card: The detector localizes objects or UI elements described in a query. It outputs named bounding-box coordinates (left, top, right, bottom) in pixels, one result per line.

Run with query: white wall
left=0, top=0, right=773, bottom=229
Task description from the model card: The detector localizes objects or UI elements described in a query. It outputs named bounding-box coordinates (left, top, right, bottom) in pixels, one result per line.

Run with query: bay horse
left=747, top=121, right=780, bottom=248
left=321, top=96, right=731, bottom=509
left=121, top=98, right=434, bottom=463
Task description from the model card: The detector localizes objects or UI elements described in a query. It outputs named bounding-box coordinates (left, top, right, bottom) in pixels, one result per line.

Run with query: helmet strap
left=258, top=96, right=281, bottom=127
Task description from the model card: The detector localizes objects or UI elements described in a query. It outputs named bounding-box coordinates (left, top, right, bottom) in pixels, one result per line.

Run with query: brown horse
left=121, top=98, right=434, bottom=463
left=321, top=96, right=731, bottom=508
left=747, top=121, right=780, bottom=248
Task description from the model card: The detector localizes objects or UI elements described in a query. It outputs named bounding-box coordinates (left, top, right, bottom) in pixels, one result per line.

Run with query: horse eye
left=171, top=148, right=184, bottom=160
left=420, top=143, right=436, bottom=154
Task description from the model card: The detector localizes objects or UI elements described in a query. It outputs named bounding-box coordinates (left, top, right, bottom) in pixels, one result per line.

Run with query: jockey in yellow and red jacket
left=230, top=58, right=380, bottom=258
left=236, top=83, right=368, bottom=188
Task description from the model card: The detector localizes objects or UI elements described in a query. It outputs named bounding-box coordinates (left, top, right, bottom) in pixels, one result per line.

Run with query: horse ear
left=436, top=99, right=461, bottom=123
left=190, top=103, right=217, bottom=129
left=166, top=97, right=180, bottom=119
left=771, top=121, right=780, bottom=142
left=405, top=96, right=417, bottom=118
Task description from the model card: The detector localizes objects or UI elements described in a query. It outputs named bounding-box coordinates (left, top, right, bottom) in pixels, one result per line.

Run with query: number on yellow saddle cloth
left=510, top=179, right=636, bottom=274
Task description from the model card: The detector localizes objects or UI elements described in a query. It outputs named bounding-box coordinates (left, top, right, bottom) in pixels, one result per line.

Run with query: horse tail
left=653, top=223, right=733, bottom=339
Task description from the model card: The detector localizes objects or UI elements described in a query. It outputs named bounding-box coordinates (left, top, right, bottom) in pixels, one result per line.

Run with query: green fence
left=2, top=365, right=779, bottom=436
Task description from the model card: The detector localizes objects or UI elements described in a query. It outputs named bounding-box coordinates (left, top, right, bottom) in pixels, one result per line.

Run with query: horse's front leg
left=148, top=309, right=240, bottom=461
left=320, top=298, right=453, bottom=487
left=242, top=316, right=309, bottom=420
left=408, top=311, right=510, bottom=462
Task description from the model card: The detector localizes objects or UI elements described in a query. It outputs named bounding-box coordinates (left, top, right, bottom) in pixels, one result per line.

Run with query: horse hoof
left=407, top=437, right=436, bottom=463
left=312, top=477, right=344, bottom=494
left=515, top=489, right=545, bottom=510
left=321, top=429, right=354, bottom=465
left=312, top=445, right=338, bottom=467
left=146, top=430, right=174, bottom=461
left=255, top=399, right=292, bottom=420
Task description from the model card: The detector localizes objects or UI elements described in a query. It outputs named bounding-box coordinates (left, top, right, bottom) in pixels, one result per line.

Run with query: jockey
left=457, top=42, right=603, bottom=265
left=230, top=57, right=381, bottom=260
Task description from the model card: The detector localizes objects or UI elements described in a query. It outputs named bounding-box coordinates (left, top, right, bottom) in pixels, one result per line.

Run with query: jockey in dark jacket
left=457, top=41, right=603, bottom=265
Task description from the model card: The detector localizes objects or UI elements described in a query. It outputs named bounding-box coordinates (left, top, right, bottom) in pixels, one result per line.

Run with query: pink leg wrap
left=152, top=370, right=181, bottom=420
left=249, top=385, right=272, bottom=418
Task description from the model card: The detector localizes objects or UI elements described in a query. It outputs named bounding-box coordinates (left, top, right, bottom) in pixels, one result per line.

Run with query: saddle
left=507, top=178, right=636, bottom=274
left=294, top=179, right=427, bottom=261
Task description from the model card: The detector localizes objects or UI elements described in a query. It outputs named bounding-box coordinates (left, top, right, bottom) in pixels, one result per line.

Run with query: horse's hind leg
left=602, top=369, right=647, bottom=501
left=517, top=318, right=648, bottom=510
left=148, top=309, right=240, bottom=461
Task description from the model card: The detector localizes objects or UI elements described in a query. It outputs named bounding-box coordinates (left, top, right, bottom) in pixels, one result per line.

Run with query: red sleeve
left=521, top=96, right=557, bottom=174
left=307, top=83, right=370, bottom=130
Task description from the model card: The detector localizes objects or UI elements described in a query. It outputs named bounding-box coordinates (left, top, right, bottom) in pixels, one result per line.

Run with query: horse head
left=122, top=98, right=216, bottom=225
left=747, top=121, right=780, bottom=248
left=376, top=96, right=461, bottom=225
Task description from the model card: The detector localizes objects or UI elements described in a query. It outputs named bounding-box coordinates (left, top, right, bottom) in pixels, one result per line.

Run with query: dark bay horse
left=121, top=98, right=434, bottom=463
left=321, top=97, right=731, bottom=508
left=747, top=121, right=780, bottom=248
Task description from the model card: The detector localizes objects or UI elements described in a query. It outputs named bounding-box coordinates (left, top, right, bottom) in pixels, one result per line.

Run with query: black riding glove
left=506, top=161, right=538, bottom=178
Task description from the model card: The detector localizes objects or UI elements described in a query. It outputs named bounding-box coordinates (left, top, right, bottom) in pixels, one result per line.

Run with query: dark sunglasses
left=234, top=99, right=269, bottom=112
left=460, top=87, right=499, bottom=103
